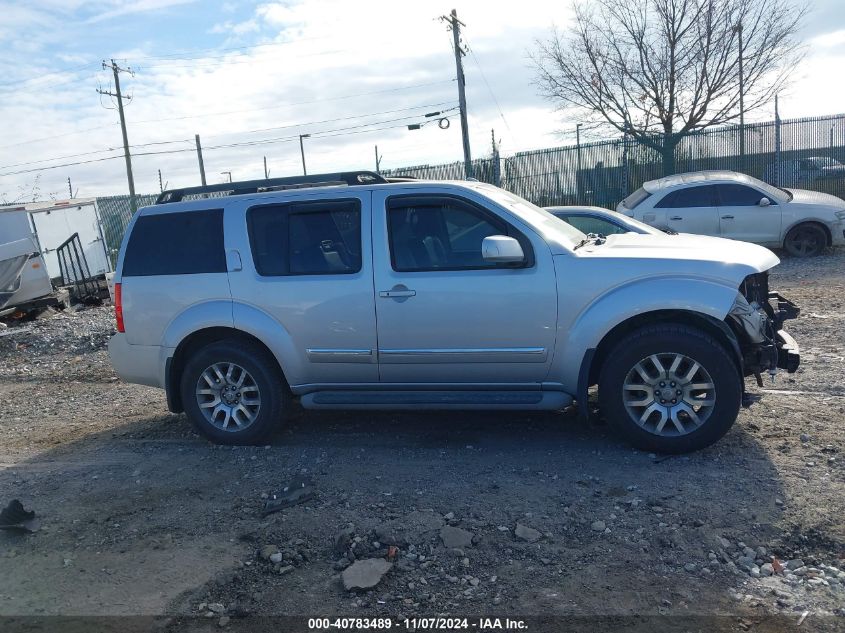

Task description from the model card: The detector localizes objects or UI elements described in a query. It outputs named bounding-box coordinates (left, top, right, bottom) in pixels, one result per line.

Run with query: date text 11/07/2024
left=307, top=617, right=528, bottom=630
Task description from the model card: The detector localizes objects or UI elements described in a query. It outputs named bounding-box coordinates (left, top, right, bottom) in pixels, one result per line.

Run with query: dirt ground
left=0, top=249, right=843, bottom=632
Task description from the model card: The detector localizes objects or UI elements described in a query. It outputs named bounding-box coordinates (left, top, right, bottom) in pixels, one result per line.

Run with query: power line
left=0, top=138, right=194, bottom=171
left=0, top=123, right=119, bottom=150
left=205, top=101, right=456, bottom=140
left=0, top=102, right=454, bottom=171
left=0, top=62, right=99, bottom=88
left=0, top=112, right=456, bottom=178
left=464, top=38, right=516, bottom=144
left=128, top=79, right=455, bottom=124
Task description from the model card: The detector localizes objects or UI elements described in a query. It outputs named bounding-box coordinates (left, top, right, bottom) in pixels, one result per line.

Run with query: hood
left=785, top=188, right=845, bottom=210
left=569, top=232, right=780, bottom=280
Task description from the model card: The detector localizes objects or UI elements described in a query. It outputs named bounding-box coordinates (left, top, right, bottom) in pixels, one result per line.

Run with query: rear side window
left=621, top=187, right=651, bottom=209
left=656, top=185, right=717, bottom=208
left=247, top=199, right=361, bottom=276
left=122, top=209, right=225, bottom=276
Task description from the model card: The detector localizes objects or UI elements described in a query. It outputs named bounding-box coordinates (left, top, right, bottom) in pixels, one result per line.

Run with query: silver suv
left=109, top=171, right=800, bottom=453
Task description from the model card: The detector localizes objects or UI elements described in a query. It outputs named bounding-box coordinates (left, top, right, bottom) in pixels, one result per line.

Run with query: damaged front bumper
left=729, top=275, right=801, bottom=384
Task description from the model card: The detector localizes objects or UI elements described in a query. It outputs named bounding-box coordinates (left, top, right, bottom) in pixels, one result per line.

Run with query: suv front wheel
left=180, top=339, right=287, bottom=445
left=598, top=324, right=741, bottom=453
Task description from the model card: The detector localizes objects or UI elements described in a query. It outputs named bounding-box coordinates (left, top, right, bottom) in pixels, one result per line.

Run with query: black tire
left=598, top=324, right=741, bottom=454
left=784, top=223, right=827, bottom=257
left=180, top=339, right=287, bottom=445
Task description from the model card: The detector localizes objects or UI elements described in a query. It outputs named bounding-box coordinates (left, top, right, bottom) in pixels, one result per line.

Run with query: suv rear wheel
left=180, top=339, right=287, bottom=445
left=598, top=324, right=741, bottom=453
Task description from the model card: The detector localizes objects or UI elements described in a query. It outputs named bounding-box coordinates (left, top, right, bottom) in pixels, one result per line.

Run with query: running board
left=299, top=390, right=573, bottom=411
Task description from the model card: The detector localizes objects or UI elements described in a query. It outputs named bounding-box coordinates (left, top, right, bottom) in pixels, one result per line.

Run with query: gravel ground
left=0, top=249, right=843, bottom=631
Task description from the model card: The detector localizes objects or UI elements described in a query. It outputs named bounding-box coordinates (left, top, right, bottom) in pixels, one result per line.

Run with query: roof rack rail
left=155, top=170, right=387, bottom=204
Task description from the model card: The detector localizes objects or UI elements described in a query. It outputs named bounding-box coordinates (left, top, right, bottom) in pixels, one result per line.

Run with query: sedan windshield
left=740, top=174, right=792, bottom=203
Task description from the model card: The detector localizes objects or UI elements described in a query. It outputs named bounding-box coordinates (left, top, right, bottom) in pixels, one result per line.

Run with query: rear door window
left=122, top=209, right=225, bottom=276
left=656, top=185, right=717, bottom=208
left=247, top=199, right=361, bottom=276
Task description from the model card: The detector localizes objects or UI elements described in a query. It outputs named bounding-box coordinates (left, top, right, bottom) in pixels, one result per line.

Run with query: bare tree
left=533, top=0, right=806, bottom=174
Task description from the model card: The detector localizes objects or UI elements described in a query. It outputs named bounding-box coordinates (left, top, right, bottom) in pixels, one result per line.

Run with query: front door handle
left=721, top=215, right=735, bottom=219
left=379, top=284, right=416, bottom=300
left=379, top=289, right=416, bottom=298
left=669, top=216, right=683, bottom=221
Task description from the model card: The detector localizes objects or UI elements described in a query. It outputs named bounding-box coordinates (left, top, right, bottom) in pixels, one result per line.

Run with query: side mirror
left=482, top=235, right=524, bottom=263
left=758, top=197, right=771, bottom=207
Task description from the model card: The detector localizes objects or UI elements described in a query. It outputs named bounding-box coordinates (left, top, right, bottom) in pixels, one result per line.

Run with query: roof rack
left=155, top=170, right=387, bottom=204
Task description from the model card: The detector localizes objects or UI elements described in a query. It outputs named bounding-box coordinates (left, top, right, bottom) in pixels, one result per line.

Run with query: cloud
left=209, top=18, right=260, bottom=36
left=810, top=29, right=845, bottom=48
left=85, top=0, right=198, bottom=24
left=1, top=0, right=843, bottom=201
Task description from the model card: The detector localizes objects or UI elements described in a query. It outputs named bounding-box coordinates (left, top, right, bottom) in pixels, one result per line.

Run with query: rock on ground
left=341, top=559, right=392, bottom=591
left=514, top=523, right=542, bottom=542
left=440, top=526, right=473, bottom=549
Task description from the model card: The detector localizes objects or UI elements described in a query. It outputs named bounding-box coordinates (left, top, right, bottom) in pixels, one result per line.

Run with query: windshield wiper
left=573, top=233, right=607, bottom=250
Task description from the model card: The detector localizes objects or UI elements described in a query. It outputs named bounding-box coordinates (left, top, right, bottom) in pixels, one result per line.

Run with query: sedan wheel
left=784, top=224, right=826, bottom=257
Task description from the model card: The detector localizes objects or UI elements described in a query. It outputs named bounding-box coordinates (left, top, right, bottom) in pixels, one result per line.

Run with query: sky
left=1, top=0, right=844, bottom=201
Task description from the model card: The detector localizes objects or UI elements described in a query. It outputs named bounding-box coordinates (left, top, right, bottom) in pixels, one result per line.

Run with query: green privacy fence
left=384, top=112, right=845, bottom=209
left=96, top=194, right=158, bottom=267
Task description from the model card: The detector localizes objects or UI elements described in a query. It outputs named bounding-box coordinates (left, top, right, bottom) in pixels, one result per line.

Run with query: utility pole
left=374, top=145, right=382, bottom=174
left=158, top=169, right=163, bottom=192
left=299, top=134, right=310, bottom=175
left=491, top=129, right=501, bottom=187
left=67, top=177, right=73, bottom=199
left=195, top=134, right=207, bottom=186
left=263, top=156, right=269, bottom=179
left=97, top=59, right=136, bottom=212
left=441, top=9, right=472, bottom=179
left=733, top=22, right=745, bottom=171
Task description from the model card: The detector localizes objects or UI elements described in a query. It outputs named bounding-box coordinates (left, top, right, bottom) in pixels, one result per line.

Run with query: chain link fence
left=385, top=112, right=845, bottom=209
left=96, top=194, right=158, bottom=267
left=92, top=113, right=845, bottom=259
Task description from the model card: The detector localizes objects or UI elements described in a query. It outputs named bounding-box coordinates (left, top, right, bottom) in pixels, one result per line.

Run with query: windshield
left=811, top=156, right=843, bottom=167
left=741, top=174, right=791, bottom=203
left=481, top=186, right=586, bottom=245
left=621, top=187, right=651, bottom=209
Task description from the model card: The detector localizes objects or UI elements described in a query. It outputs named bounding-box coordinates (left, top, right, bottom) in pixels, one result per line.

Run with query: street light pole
left=299, top=134, right=310, bottom=176
left=576, top=123, right=583, bottom=203
left=734, top=22, right=745, bottom=170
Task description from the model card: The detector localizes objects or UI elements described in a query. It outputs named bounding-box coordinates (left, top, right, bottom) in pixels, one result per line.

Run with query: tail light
left=114, top=283, right=125, bottom=333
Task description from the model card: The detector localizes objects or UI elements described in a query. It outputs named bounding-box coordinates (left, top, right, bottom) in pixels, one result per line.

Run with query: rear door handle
left=669, top=216, right=683, bottom=221
left=721, top=215, right=735, bottom=219
left=379, top=289, right=416, bottom=298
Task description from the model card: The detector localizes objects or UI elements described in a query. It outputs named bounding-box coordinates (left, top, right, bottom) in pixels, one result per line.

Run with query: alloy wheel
left=195, top=362, right=261, bottom=431
left=621, top=353, right=716, bottom=436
